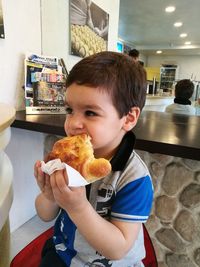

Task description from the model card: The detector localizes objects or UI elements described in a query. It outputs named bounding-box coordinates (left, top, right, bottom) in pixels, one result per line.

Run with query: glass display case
left=160, top=65, right=178, bottom=92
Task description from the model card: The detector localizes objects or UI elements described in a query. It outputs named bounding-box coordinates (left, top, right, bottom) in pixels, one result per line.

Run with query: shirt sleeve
left=111, top=175, right=153, bottom=223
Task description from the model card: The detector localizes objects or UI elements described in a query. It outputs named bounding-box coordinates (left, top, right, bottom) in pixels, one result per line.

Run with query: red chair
left=10, top=224, right=157, bottom=267
left=10, top=227, right=53, bottom=267
left=142, top=224, right=158, bottom=267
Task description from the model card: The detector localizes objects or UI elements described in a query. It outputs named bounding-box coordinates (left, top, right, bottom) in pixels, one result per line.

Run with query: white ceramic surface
left=0, top=103, right=15, bottom=231
left=0, top=151, right=13, bottom=230
left=0, top=128, right=11, bottom=150
left=0, top=103, right=15, bottom=132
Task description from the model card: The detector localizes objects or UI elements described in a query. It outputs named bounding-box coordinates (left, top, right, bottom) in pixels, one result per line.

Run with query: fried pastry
left=47, top=134, right=111, bottom=182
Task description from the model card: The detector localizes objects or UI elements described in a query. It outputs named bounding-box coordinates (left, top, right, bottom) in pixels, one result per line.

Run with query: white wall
left=1, top=0, right=120, bottom=232
left=5, top=128, right=44, bottom=231
left=147, top=55, right=200, bottom=81
left=0, top=0, right=120, bottom=109
left=0, top=0, right=43, bottom=232
left=41, top=0, right=120, bottom=71
left=0, top=0, right=41, bottom=110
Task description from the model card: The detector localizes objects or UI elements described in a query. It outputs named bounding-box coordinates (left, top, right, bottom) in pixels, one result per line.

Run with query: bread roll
left=47, top=134, right=111, bottom=182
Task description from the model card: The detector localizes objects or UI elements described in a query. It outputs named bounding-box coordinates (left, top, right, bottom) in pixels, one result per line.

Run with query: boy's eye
left=65, top=107, right=73, bottom=114
left=85, top=110, right=97, bottom=116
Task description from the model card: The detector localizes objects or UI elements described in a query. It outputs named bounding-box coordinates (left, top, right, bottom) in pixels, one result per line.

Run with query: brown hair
left=128, top=49, right=139, bottom=58
left=66, top=51, right=147, bottom=118
left=175, top=79, right=194, bottom=99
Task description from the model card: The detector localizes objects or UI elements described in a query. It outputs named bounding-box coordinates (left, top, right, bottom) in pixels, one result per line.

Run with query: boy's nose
left=69, top=115, right=84, bottom=130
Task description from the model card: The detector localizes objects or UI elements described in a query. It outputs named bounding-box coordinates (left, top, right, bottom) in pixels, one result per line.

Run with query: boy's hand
left=50, top=169, right=88, bottom=213
left=34, top=160, right=55, bottom=202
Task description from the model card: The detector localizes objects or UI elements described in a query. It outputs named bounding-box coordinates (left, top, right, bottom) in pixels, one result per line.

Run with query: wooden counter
left=0, top=103, right=16, bottom=132
left=11, top=110, right=200, bottom=160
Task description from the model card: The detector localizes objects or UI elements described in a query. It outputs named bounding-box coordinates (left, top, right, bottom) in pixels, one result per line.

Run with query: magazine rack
left=24, top=53, right=68, bottom=114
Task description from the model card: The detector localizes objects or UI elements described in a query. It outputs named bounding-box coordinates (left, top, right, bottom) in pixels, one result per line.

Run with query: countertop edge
left=134, top=139, right=199, bottom=160
left=11, top=111, right=200, bottom=161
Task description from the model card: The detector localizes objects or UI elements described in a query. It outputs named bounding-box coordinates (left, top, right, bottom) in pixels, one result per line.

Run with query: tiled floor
left=10, top=215, right=54, bottom=261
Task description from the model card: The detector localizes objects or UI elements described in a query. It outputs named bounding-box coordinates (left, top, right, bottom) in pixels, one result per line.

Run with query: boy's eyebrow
left=65, top=101, right=103, bottom=111
left=84, top=104, right=103, bottom=110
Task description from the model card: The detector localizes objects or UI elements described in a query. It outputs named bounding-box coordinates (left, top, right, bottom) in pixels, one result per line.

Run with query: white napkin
left=41, top=159, right=89, bottom=187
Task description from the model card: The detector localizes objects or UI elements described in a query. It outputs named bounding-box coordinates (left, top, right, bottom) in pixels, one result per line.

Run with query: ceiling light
left=165, top=6, right=176, bottom=13
left=174, top=22, right=182, bottom=27
left=185, top=41, right=191, bottom=45
left=156, top=50, right=162, bottom=54
left=180, top=33, right=187, bottom=38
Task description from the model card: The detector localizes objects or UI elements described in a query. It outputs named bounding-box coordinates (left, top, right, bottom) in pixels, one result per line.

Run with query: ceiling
left=118, top=0, right=200, bottom=56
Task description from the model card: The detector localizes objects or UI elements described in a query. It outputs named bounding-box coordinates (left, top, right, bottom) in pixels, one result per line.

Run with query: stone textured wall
left=136, top=150, right=200, bottom=267
left=44, top=135, right=200, bottom=267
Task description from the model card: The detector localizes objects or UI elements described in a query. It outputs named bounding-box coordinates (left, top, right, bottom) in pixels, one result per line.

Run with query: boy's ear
left=122, top=107, right=140, bottom=131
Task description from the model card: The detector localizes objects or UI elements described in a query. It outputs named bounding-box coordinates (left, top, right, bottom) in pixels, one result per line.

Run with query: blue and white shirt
left=53, top=131, right=154, bottom=267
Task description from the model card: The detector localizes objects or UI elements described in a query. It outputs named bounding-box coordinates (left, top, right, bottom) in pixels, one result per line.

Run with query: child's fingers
left=34, top=160, right=41, bottom=178
left=50, top=170, right=69, bottom=193
left=35, top=162, right=46, bottom=190
left=63, top=169, right=69, bottom=185
left=44, top=175, right=52, bottom=190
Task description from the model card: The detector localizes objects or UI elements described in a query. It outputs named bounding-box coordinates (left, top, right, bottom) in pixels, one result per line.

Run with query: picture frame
left=0, top=0, right=5, bottom=38
left=69, top=0, right=109, bottom=58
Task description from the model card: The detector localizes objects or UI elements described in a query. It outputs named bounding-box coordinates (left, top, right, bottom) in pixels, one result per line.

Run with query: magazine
left=33, top=81, right=66, bottom=107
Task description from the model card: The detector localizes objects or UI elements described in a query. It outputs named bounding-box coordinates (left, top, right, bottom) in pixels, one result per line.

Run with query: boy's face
left=64, top=83, right=128, bottom=158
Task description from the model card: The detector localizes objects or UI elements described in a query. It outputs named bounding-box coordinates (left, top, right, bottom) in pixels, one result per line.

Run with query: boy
left=34, top=51, right=153, bottom=267
left=165, top=79, right=196, bottom=115
left=128, top=49, right=139, bottom=62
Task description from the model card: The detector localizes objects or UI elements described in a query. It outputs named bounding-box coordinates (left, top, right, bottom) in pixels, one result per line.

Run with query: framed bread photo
left=69, top=0, right=109, bottom=58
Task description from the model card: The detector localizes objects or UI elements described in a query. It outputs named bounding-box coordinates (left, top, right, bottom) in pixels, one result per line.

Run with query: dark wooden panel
left=11, top=110, right=200, bottom=160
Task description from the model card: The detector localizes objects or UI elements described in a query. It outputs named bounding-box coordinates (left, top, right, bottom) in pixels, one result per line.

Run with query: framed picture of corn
left=70, top=0, right=109, bottom=58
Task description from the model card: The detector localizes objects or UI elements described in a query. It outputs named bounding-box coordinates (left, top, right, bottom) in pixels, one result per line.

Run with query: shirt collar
left=174, top=97, right=191, bottom=105
left=110, top=131, right=136, bottom=171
